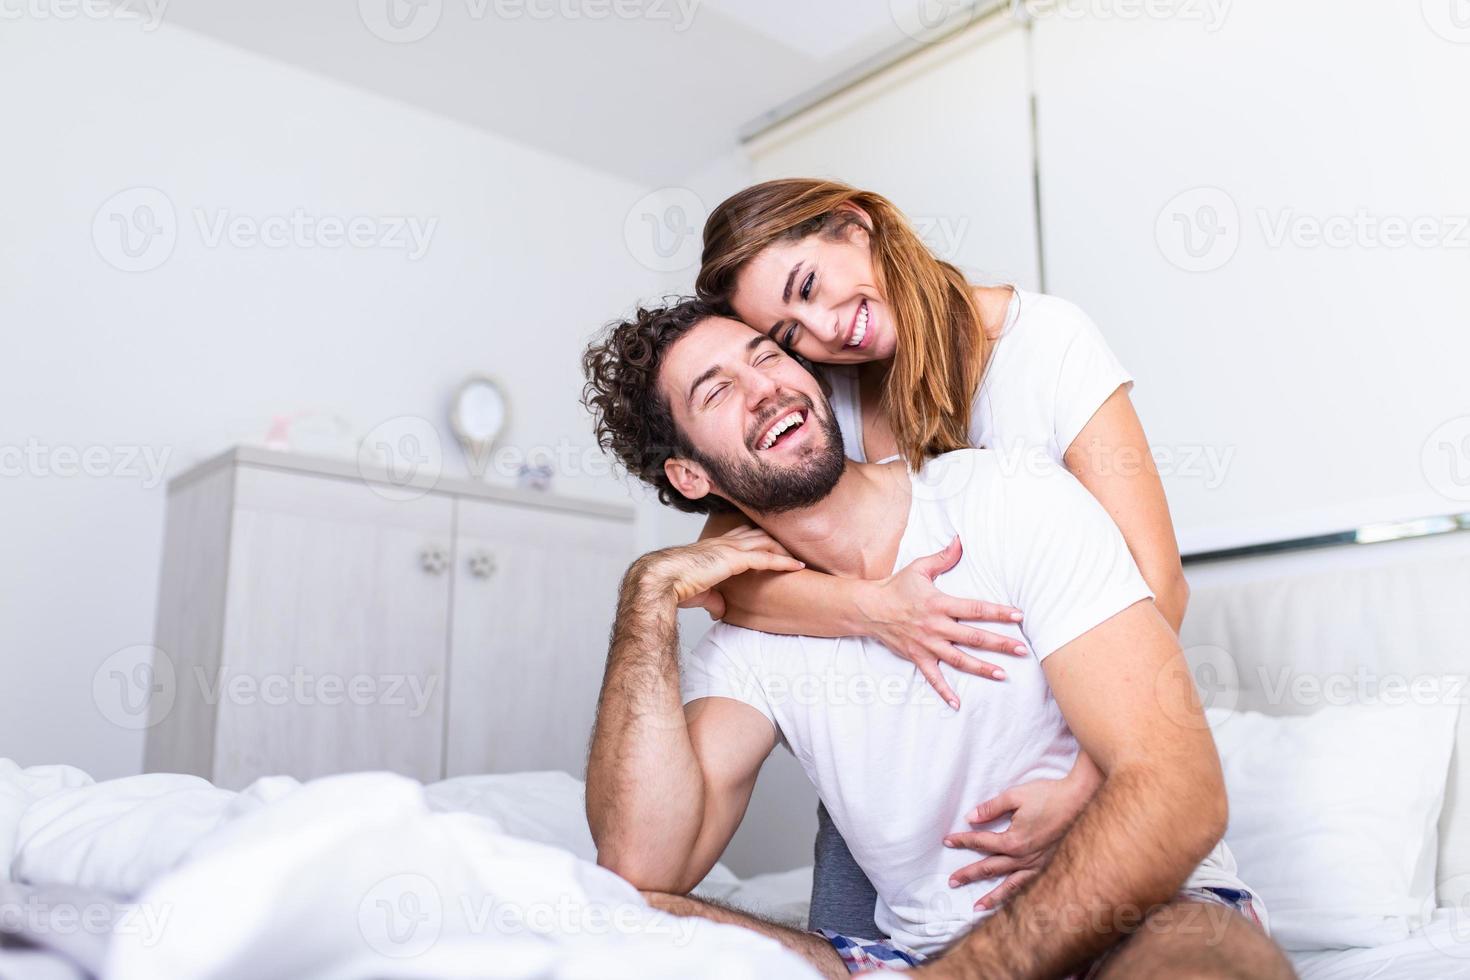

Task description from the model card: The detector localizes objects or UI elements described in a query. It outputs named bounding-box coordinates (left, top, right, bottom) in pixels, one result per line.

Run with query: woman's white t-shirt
left=823, top=289, right=1133, bottom=467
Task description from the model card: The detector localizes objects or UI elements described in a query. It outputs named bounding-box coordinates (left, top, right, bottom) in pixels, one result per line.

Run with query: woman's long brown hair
left=696, top=178, right=988, bottom=470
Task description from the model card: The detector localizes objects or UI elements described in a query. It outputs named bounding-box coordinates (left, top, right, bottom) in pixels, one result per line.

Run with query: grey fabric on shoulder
left=808, top=801, right=881, bottom=937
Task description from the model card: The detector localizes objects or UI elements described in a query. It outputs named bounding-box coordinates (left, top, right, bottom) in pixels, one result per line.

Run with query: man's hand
left=587, top=527, right=792, bottom=894
left=636, top=526, right=805, bottom=607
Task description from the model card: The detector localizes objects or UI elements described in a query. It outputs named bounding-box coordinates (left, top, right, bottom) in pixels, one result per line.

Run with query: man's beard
left=690, top=396, right=847, bottom=515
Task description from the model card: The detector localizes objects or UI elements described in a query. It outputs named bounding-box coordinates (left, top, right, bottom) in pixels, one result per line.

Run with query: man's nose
left=743, top=368, right=779, bottom=409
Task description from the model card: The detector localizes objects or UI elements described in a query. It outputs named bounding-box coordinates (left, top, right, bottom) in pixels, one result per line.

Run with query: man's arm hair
left=933, top=600, right=1227, bottom=979
left=585, top=557, right=775, bottom=893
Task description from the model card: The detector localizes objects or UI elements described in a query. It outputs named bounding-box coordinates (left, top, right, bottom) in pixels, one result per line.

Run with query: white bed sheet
left=2, top=762, right=822, bottom=980
left=1289, top=911, right=1470, bottom=980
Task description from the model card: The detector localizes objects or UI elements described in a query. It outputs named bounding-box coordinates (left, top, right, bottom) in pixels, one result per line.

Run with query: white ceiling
left=152, top=0, right=941, bottom=186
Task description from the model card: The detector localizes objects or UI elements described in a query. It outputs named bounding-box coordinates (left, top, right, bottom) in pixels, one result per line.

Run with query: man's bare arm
left=923, top=600, right=1227, bottom=979
left=585, top=528, right=795, bottom=893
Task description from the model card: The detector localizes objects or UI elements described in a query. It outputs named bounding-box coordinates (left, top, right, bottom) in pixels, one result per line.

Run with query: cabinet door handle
left=467, top=551, right=497, bottom=579
left=419, top=546, right=449, bottom=575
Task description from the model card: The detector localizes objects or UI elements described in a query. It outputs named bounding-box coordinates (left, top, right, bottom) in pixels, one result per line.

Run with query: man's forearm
left=585, top=562, right=706, bottom=889
left=936, top=765, right=1226, bottom=979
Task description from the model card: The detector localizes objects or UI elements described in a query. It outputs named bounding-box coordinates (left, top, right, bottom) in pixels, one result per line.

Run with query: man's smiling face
left=658, top=315, right=846, bottom=515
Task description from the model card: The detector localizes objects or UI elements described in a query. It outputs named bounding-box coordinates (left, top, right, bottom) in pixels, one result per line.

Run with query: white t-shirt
left=824, top=289, right=1132, bottom=466
left=680, top=451, right=1249, bottom=955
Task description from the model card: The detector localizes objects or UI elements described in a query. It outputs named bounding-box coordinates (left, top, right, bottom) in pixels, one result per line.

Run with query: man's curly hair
left=582, top=297, right=833, bottom=514
left=581, top=298, right=732, bottom=514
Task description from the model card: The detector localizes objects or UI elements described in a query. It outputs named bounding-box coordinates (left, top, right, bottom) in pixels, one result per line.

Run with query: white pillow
left=1208, top=703, right=1459, bottom=951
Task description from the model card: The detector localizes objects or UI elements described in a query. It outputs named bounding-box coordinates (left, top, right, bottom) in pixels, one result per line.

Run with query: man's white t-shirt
left=824, top=289, right=1132, bottom=466
left=680, top=451, right=1250, bottom=955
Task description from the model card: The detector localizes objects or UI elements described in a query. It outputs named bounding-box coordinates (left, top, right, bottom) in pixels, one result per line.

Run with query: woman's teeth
left=847, top=301, right=870, bottom=348
left=758, top=411, right=805, bottom=450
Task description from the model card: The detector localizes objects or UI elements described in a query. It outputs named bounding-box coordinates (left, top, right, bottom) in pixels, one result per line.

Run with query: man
left=580, top=300, right=1293, bottom=979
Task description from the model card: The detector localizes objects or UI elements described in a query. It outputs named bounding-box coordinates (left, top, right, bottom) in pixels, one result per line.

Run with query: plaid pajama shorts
left=818, top=885, right=1267, bottom=975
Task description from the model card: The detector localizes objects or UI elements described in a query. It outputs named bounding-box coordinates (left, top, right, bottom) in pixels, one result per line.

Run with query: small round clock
left=450, top=375, right=509, bottom=473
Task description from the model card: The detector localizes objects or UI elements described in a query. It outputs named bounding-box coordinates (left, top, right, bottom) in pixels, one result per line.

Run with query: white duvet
left=0, top=760, right=819, bottom=980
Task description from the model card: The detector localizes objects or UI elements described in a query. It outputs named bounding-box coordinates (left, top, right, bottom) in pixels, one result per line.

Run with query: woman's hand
left=942, top=769, right=1097, bottom=911
left=857, top=536, right=1029, bottom=709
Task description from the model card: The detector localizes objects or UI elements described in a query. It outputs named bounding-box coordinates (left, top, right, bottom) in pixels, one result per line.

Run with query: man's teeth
left=847, top=302, right=870, bottom=348
left=758, top=411, right=805, bottom=450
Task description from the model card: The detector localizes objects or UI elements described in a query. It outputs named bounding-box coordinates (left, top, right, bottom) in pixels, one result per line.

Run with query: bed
left=3, top=526, right=1467, bottom=978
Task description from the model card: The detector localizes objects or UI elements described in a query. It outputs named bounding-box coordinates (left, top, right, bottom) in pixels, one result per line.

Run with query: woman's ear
left=834, top=203, right=873, bottom=249
left=664, top=457, right=712, bottom=505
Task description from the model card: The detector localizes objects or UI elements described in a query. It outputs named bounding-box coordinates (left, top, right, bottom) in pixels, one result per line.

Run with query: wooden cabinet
left=144, top=447, right=635, bottom=789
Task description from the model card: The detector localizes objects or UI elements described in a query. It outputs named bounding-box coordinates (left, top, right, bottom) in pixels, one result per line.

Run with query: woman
left=691, top=179, right=1190, bottom=938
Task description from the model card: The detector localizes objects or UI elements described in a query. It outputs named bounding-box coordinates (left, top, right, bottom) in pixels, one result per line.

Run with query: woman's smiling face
left=729, top=219, right=898, bottom=365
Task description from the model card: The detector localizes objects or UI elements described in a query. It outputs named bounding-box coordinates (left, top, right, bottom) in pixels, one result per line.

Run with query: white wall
left=749, top=18, right=1040, bottom=290
left=745, top=2, right=1470, bottom=554
left=1031, top=0, right=1470, bottom=551
left=0, top=16, right=666, bottom=779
